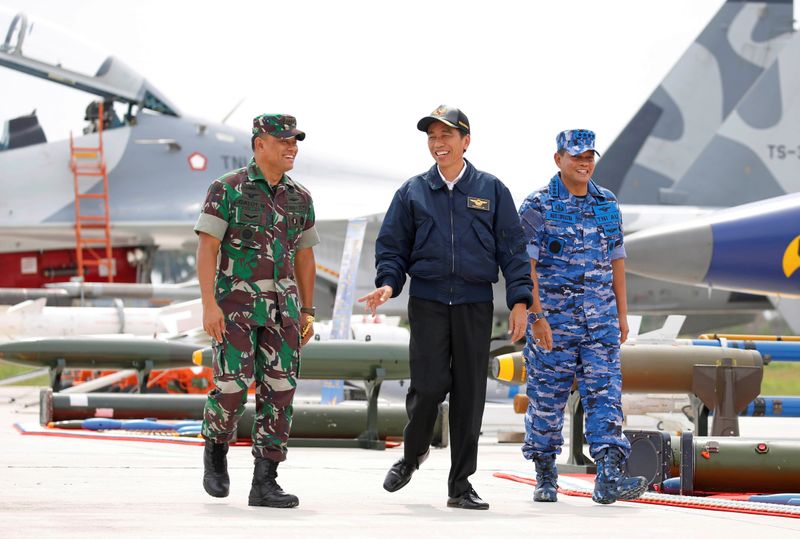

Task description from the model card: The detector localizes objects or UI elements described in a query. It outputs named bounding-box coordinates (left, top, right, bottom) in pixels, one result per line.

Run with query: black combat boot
left=202, top=440, right=230, bottom=498
left=248, top=458, right=299, bottom=508
left=533, top=455, right=558, bottom=502
left=592, top=447, right=648, bottom=504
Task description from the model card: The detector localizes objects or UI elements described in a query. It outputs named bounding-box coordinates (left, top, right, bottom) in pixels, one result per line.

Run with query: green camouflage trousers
left=202, top=319, right=300, bottom=461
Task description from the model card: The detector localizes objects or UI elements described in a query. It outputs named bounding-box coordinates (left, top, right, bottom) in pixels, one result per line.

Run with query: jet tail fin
left=594, top=0, right=794, bottom=204
left=671, top=31, right=800, bottom=207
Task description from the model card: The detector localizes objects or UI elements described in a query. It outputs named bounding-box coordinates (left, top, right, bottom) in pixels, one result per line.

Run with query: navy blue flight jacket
left=375, top=160, right=533, bottom=310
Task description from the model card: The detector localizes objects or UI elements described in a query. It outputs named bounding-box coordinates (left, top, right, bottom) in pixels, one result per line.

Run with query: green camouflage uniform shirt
left=194, top=157, right=319, bottom=327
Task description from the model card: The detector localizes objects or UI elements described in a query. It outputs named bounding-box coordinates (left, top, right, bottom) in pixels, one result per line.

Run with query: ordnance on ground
left=39, top=388, right=448, bottom=448
left=624, top=430, right=800, bottom=494
left=492, top=344, right=764, bottom=470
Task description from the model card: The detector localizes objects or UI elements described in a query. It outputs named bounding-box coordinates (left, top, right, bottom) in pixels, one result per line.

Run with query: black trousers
left=404, top=296, right=494, bottom=497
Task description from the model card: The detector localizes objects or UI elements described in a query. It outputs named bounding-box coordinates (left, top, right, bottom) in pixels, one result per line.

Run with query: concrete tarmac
left=2, top=386, right=800, bottom=538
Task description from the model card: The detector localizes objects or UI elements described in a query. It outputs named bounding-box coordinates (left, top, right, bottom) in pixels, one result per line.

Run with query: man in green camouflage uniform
left=194, top=114, right=319, bottom=508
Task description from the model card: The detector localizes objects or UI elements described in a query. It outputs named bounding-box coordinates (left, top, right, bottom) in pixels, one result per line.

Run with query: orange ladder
left=69, top=101, right=114, bottom=282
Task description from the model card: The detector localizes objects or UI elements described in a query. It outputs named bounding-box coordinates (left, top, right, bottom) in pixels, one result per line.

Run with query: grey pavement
left=2, top=386, right=800, bottom=538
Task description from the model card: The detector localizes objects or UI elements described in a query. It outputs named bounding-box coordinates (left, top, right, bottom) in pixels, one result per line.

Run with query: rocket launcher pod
left=625, top=430, right=800, bottom=494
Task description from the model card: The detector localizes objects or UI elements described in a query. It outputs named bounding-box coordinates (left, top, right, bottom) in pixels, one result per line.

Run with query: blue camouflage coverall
left=519, top=173, right=631, bottom=460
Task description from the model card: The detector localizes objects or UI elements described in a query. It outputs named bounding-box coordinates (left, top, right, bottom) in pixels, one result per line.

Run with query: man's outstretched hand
left=357, top=285, right=393, bottom=317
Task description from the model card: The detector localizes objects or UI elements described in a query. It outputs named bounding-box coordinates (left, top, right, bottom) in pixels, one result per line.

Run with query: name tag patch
left=544, top=210, right=577, bottom=224
left=593, top=203, right=620, bottom=225
left=467, top=197, right=490, bottom=211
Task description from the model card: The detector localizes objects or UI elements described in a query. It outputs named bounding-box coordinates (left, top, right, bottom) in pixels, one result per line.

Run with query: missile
left=0, top=298, right=203, bottom=339
left=491, top=344, right=762, bottom=392
left=0, top=336, right=410, bottom=381
left=697, top=334, right=800, bottom=343
left=747, top=494, right=800, bottom=506
left=623, top=193, right=800, bottom=298
left=686, top=338, right=800, bottom=363
left=43, top=281, right=200, bottom=301
left=740, top=396, right=800, bottom=417
left=193, top=340, right=410, bottom=380
left=0, top=336, right=201, bottom=370
left=39, top=389, right=446, bottom=445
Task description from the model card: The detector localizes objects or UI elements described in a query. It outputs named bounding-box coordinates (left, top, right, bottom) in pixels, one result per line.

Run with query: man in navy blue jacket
left=358, top=105, right=533, bottom=510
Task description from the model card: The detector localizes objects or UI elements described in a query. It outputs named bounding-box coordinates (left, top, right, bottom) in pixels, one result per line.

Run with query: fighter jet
left=0, top=3, right=796, bottom=330
left=592, top=0, right=798, bottom=329
left=0, top=12, right=399, bottom=306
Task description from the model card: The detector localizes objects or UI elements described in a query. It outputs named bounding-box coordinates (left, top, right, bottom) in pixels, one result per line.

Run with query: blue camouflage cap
left=556, top=129, right=600, bottom=156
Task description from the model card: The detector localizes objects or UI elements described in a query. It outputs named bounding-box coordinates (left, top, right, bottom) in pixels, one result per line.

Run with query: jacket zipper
left=449, top=189, right=455, bottom=303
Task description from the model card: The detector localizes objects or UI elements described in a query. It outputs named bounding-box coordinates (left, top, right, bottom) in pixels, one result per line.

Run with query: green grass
left=761, top=362, right=800, bottom=396
left=0, top=361, right=49, bottom=386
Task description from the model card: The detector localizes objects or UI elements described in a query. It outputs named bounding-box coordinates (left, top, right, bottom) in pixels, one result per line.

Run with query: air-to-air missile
left=0, top=298, right=203, bottom=338
left=0, top=334, right=409, bottom=379
left=681, top=338, right=800, bottom=362
left=0, top=336, right=203, bottom=371
left=740, top=396, right=800, bottom=418
left=697, top=334, right=800, bottom=342
left=491, top=343, right=762, bottom=392
left=39, top=388, right=448, bottom=447
left=0, top=336, right=204, bottom=389
left=191, top=340, right=409, bottom=380
left=623, top=193, right=800, bottom=298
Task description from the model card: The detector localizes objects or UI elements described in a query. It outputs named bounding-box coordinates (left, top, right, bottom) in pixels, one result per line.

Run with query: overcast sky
left=1, top=1, right=796, bottom=204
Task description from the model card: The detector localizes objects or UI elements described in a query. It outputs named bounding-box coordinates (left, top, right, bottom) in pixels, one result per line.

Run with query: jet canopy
left=0, top=12, right=180, bottom=117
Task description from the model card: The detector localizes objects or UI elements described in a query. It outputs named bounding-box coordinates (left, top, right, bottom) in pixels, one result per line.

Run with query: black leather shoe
left=447, top=488, right=489, bottom=510
left=383, top=458, right=416, bottom=492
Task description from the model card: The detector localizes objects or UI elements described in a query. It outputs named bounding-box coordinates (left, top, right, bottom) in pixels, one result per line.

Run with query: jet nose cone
left=624, top=221, right=713, bottom=286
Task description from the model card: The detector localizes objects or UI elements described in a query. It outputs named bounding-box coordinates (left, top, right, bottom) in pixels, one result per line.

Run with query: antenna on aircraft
left=221, top=97, right=246, bottom=125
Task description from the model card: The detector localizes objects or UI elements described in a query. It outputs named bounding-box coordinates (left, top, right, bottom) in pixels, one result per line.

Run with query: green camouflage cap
left=252, top=114, right=306, bottom=141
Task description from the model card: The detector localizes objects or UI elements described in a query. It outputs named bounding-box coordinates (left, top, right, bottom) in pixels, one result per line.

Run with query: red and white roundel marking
left=188, top=152, right=208, bottom=171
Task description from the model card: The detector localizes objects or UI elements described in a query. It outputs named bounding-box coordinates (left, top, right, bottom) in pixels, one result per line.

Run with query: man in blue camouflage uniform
left=195, top=114, right=319, bottom=508
left=518, top=129, right=646, bottom=505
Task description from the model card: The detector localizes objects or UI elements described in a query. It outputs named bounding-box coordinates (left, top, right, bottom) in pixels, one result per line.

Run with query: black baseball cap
left=417, top=105, right=470, bottom=134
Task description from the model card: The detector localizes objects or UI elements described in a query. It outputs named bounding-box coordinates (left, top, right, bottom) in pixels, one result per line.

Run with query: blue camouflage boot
left=592, top=447, right=647, bottom=504
left=533, top=455, right=558, bottom=502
